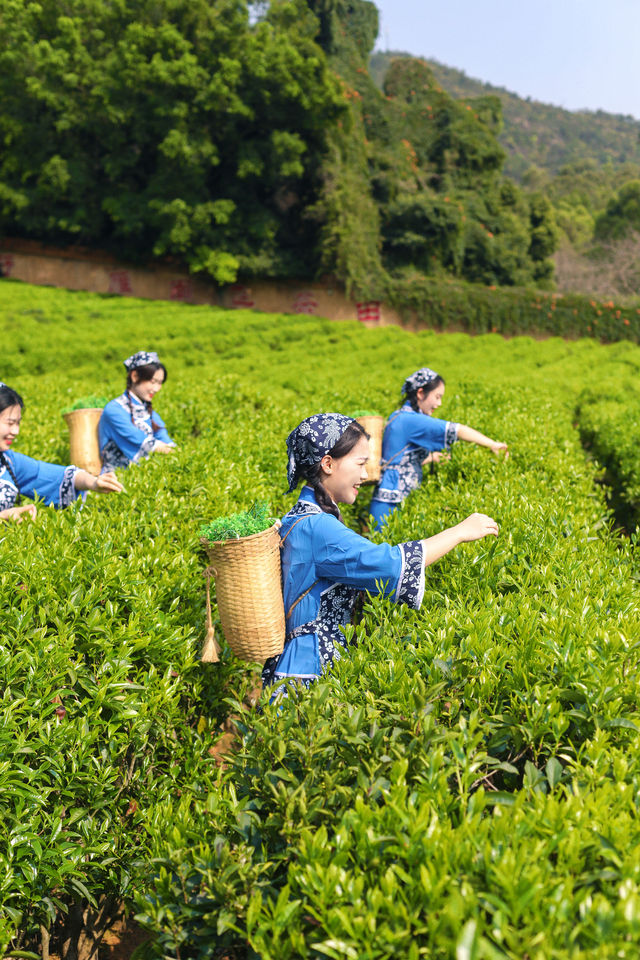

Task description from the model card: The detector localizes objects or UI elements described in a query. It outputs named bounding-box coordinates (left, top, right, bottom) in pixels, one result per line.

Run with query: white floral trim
left=132, top=434, right=156, bottom=463
left=371, top=486, right=403, bottom=504
left=0, top=477, right=17, bottom=510
left=273, top=670, right=319, bottom=680
left=396, top=541, right=425, bottom=609
left=60, top=466, right=80, bottom=508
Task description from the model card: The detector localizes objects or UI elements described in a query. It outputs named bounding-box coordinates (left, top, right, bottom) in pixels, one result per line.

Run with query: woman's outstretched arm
left=456, top=424, right=508, bottom=456
left=421, top=512, right=499, bottom=567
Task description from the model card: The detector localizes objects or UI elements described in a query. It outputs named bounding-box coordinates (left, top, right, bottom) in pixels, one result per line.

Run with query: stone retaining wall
left=0, top=238, right=401, bottom=328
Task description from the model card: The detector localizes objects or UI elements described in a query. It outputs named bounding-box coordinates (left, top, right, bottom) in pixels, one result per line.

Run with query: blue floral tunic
left=370, top=404, right=458, bottom=527
left=0, top=451, right=80, bottom=511
left=99, top=391, right=175, bottom=471
left=262, top=486, right=425, bottom=697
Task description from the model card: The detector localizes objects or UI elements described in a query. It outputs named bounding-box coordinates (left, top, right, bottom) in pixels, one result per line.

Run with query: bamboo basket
left=356, top=415, right=385, bottom=484
left=200, top=522, right=285, bottom=663
left=63, top=408, right=103, bottom=475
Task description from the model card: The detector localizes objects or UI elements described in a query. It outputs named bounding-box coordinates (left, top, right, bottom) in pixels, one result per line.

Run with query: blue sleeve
left=99, top=401, right=151, bottom=461
left=10, top=451, right=79, bottom=508
left=151, top=411, right=174, bottom=445
left=313, top=515, right=425, bottom=608
left=408, top=416, right=457, bottom=451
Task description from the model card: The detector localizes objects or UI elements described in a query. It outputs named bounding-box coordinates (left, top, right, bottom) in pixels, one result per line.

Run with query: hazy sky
left=373, top=0, right=640, bottom=119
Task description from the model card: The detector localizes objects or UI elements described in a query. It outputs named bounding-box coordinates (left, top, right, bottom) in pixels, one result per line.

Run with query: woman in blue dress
left=262, top=412, right=499, bottom=698
left=0, top=382, right=123, bottom=523
left=99, top=351, right=176, bottom=472
left=370, top=367, right=509, bottom=528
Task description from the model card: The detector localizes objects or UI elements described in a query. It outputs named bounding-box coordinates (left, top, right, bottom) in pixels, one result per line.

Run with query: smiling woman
left=0, top=382, right=123, bottom=523
left=262, top=412, right=499, bottom=699
left=370, top=366, right=509, bottom=527
left=99, top=350, right=177, bottom=472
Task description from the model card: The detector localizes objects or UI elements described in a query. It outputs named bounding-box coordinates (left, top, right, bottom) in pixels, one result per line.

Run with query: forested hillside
left=369, top=50, right=640, bottom=297
left=370, top=52, right=640, bottom=181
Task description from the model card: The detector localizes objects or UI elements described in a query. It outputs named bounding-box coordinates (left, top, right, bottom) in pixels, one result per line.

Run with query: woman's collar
left=299, top=484, right=317, bottom=504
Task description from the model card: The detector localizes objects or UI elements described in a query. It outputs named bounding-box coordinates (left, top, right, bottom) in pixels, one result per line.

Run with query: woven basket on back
left=200, top=522, right=285, bottom=663
left=63, top=408, right=103, bottom=475
left=356, top=415, right=385, bottom=484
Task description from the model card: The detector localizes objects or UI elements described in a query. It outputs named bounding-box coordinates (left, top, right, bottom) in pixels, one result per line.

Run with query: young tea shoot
left=199, top=501, right=272, bottom=543
left=62, top=395, right=108, bottom=414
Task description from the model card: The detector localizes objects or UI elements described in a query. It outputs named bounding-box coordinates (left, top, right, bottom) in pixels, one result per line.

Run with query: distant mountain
left=370, top=52, right=640, bottom=181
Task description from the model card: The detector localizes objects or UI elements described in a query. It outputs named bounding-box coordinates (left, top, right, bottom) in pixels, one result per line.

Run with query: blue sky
left=373, top=0, right=640, bottom=119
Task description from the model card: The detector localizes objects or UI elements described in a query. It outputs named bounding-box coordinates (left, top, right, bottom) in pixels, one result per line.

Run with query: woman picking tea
left=0, top=382, right=122, bottom=522
left=262, top=413, right=499, bottom=697
left=99, top=351, right=176, bottom=472
left=370, top=367, right=508, bottom=527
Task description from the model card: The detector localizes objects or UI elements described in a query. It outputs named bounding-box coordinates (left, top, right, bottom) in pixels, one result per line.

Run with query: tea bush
left=575, top=363, right=640, bottom=529
left=1, top=281, right=639, bottom=957
left=137, top=379, right=640, bottom=959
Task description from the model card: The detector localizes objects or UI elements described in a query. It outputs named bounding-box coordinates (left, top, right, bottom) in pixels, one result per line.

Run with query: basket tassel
left=201, top=566, right=222, bottom=663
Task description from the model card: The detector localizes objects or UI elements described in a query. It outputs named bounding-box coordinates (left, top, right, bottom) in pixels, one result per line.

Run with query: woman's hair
left=403, top=375, right=445, bottom=412
left=0, top=385, right=24, bottom=503
left=308, top=420, right=369, bottom=522
left=0, top=384, right=24, bottom=415
left=126, top=362, right=167, bottom=433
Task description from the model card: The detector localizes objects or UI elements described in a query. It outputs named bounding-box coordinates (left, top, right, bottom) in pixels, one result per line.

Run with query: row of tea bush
left=135, top=379, right=640, bottom=959
left=576, top=377, right=640, bottom=531
left=0, top=281, right=639, bottom=958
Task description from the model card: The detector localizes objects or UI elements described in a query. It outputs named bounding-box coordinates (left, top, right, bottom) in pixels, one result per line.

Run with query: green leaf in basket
left=62, top=395, right=108, bottom=414
left=199, top=501, right=273, bottom=543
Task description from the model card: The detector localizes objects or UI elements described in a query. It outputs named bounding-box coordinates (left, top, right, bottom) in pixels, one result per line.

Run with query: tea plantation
left=1, top=281, right=640, bottom=959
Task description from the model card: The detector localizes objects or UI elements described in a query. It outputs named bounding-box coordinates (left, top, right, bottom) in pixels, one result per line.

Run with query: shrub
left=2, top=281, right=640, bottom=958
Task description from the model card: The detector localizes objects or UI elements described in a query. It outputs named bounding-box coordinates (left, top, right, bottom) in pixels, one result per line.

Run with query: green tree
left=375, top=56, right=552, bottom=286
left=0, top=0, right=345, bottom=283
left=595, top=180, right=640, bottom=240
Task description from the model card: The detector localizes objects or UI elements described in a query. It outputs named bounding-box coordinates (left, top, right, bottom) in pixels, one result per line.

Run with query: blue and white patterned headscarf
left=0, top=382, right=7, bottom=390
left=286, top=413, right=355, bottom=492
left=123, top=351, right=160, bottom=372
left=402, top=367, right=440, bottom=396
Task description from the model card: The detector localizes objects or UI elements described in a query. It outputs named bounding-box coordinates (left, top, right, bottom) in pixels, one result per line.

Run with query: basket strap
left=380, top=443, right=410, bottom=472
left=280, top=515, right=308, bottom=547
left=378, top=410, right=409, bottom=473
left=286, top=580, right=319, bottom=621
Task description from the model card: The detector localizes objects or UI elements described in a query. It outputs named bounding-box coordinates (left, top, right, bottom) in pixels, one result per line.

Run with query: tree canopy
left=0, top=0, right=558, bottom=291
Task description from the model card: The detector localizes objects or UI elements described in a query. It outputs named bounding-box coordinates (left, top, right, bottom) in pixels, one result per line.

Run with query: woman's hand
left=154, top=441, right=176, bottom=454
left=0, top=504, right=37, bottom=523
left=74, top=470, right=124, bottom=494
left=422, top=450, right=450, bottom=466
left=491, top=442, right=509, bottom=458
left=91, top=471, right=124, bottom=494
left=456, top=512, right=499, bottom=542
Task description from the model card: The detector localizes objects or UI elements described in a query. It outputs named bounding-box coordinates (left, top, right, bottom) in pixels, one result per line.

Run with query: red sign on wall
left=292, top=291, right=318, bottom=315
left=230, top=285, right=255, bottom=309
left=0, top=254, right=15, bottom=277
left=356, top=301, right=381, bottom=324
left=108, top=270, right=132, bottom=295
left=169, top=279, right=193, bottom=301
